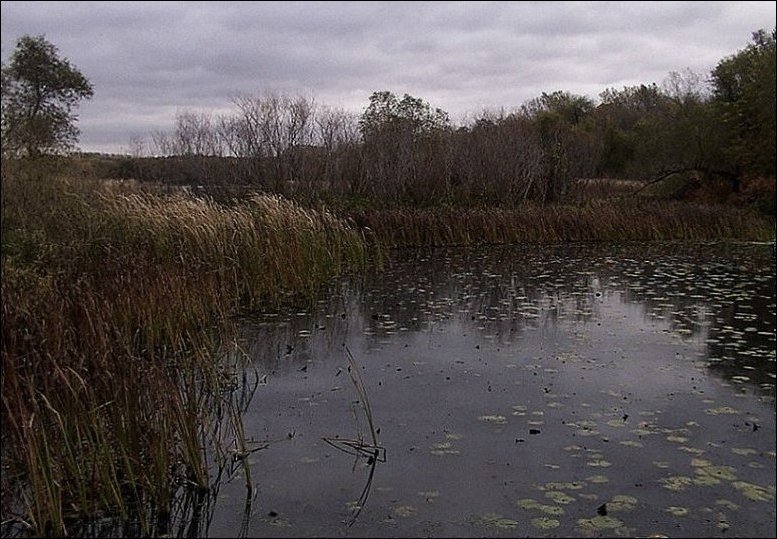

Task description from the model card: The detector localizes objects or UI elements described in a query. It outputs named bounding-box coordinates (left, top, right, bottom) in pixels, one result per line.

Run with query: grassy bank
left=0, top=170, right=367, bottom=535
left=351, top=200, right=775, bottom=248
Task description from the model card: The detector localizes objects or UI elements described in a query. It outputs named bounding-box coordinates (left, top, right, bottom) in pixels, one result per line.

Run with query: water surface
left=211, top=242, right=776, bottom=538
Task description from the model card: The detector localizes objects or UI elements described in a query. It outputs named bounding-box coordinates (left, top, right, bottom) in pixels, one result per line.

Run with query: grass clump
left=0, top=168, right=367, bottom=535
left=350, top=199, right=775, bottom=248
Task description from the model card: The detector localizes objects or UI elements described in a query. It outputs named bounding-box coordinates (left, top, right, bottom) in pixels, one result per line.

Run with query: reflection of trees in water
left=239, top=242, right=775, bottom=395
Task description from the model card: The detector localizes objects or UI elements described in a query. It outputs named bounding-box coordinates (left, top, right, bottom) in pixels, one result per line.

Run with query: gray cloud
left=2, top=1, right=775, bottom=153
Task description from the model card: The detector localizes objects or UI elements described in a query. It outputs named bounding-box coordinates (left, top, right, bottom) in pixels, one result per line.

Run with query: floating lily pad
left=538, top=504, right=565, bottom=516
left=705, top=406, right=740, bottom=415
left=586, top=474, right=609, bottom=484
left=620, top=440, right=643, bottom=447
left=677, top=445, right=706, bottom=455
left=545, top=481, right=585, bottom=490
left=531, top=517, right=560, bottom=529
left=577, top=515, right=624, bottom=531
left=665, top=506, right=688, bottom=516
left=479, top=414, right=507, bottom=424
left=716, top=499, right=740, bottom=511
left=696, top=465, right=737, bottom=481
left=392, top=505, right=417, bottom=517
left=608, top=495, right=637, bottom=512
left=660, top=476, right=693, bottom=491
left=476, top=512, right=518, bottom=529
left=430, top=441, right=460, bottom=456
left=545, top=491, right=576, bottom=504
left=517, top=498, right=541, bottom=510
left=732, top=481, right=775, bottom=502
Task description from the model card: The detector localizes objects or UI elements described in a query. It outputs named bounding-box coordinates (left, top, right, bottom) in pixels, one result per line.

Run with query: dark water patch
left=204, top=242, right=775, bottom=538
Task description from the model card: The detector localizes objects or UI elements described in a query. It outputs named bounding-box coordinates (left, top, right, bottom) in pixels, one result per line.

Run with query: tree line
left=3, top=30, right=775, bottom=206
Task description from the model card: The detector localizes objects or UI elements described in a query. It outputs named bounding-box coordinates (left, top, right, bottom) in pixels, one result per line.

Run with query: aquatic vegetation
left=3, top=170, right=775, bottom=538
left=531, top=516, right=560, bottom=529
left=351, top=200, right=775, bottom=248
left=732, top=481, right=775, bottom=502
left=545, top=491, right=576, bottom=504
left=1, top=172, right=368, bottom=535
left=577, top=515, right=625, bottom=531
left=607, top=495, right=638, bottom=512
left=392, top=505, right=418, bottom=518
left=473, top=512, right=518, bottom=530
left=478, top=414, right=507, bottom=424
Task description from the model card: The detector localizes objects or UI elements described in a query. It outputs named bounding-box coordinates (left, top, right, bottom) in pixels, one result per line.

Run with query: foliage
left=1, top=35, right=93, bottom=157
left=0, top=169, right=367, bottom=535
left=711, top=29, right=776, bottom=178
left=359, top=90, right=450, bottom=141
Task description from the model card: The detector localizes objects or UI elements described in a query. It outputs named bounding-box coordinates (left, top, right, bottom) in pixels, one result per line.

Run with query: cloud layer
left=2, top=1, right=775, bottom=153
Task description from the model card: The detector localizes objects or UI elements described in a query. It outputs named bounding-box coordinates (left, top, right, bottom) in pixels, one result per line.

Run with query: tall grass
left=2, top=165, right=772, bottom=535
left=351, top=199, right=775, bottom=248
left=1, top=169, right=367, bottom=535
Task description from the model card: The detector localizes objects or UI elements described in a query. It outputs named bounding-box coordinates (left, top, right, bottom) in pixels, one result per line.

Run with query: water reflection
left=240, top=242, right=775, bottom=396
left=218, top=242, right=774, bottom=538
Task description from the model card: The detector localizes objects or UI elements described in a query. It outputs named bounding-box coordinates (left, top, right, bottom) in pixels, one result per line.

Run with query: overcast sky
left=2, top=1, right=775, bottom=154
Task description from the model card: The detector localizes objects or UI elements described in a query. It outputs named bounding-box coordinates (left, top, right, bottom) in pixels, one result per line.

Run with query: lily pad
left=517, top=498, right=541, bottom=510
left=660, top=475, right=693, bottom=492
left=479, top=414, right=507, bottom=424
left=577, top=515, right=624, bottom=531
left=392, top=505, right=417, bottom=517
left=608, top=495, right=637, bottom=512
left=538, top=504, right=565, bottom=516
left=732, top=481, right=775, bottom=502
left=545, top=491, right=576, bottom=504
left=586, top=474, right=609, bottom=484
left=665, top=506, right=688, bottom=516
left=696, top=465, right=737, bottom=481
left=531, top=517, right=560, bottom=529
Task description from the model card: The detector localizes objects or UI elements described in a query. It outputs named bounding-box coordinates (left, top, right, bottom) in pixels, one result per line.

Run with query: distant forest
left=69, top=30, right=777, bottom=210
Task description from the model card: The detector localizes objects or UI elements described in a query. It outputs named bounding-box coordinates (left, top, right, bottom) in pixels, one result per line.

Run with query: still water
left=210, top=242, right=775, bottom=538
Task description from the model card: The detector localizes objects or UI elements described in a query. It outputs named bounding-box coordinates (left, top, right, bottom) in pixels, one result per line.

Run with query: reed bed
left=352, top=200, right=775, bottom=248
left=2, top=168, right=772, bottom=536
left=1, top=171, right=366, bottom=535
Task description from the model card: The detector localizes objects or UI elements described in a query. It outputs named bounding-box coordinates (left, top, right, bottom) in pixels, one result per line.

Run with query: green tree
left=1, top=35, right=93, bottom=157
left=711, top=29, right=776, bottom=178
left=359, top=90, right=449, bottom=141
left=358, top=91, right=451, bottom=201
left=521, top=90, right=595, bottom=126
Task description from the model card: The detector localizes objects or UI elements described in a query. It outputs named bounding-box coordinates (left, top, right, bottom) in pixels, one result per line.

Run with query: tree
left=521, top=90, right=595, bottom=126
left=358, top=91, right=451, bottom=200
left=711, top=28, right=776, bottom=178
left=359, top=91, right=449, bottom=141
left=1, top=35, right=93, bottom=157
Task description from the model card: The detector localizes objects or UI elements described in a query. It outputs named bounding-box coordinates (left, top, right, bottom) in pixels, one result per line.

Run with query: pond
left=210, top=242, right=775, bottom=537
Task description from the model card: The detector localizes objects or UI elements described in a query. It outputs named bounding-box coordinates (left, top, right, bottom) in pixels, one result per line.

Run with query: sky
left=2, top=1, right=775, bottom=154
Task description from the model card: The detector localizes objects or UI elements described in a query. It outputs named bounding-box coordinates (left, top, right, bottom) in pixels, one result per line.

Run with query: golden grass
left=351, top=200, right=775, bottom=248
left=1, top=170, right=367, bottom=535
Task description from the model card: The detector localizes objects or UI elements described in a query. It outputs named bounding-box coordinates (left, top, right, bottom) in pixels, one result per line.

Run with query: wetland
left=204, top=241, right=776, bottom=537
